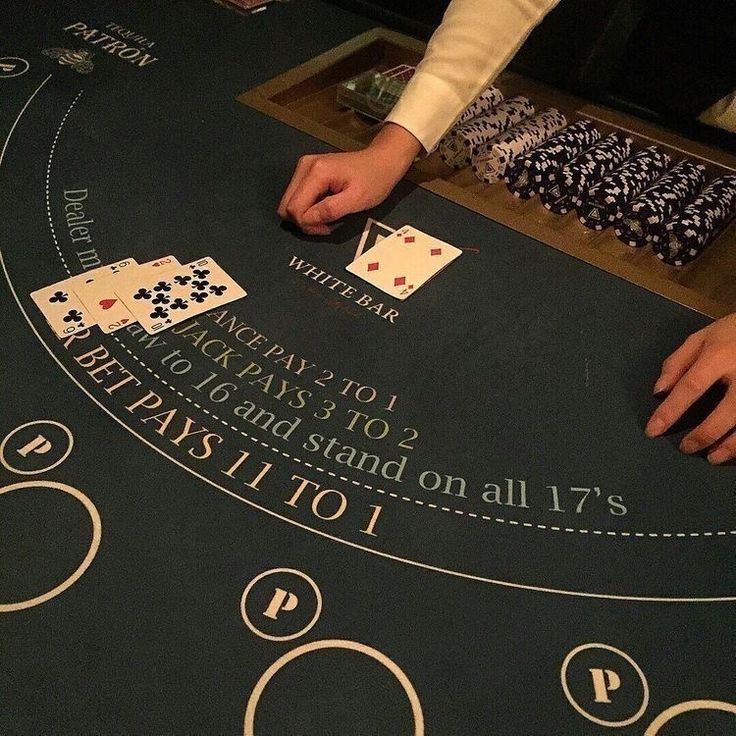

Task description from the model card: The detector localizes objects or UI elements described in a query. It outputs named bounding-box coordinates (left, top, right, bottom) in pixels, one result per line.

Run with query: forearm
left=368, top=123, right=423, bottom=174
left=386, top=0, right=561, bottom=151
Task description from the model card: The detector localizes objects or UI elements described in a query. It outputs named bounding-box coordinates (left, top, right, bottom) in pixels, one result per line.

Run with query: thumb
left=302, top=189, right=362, bottom=227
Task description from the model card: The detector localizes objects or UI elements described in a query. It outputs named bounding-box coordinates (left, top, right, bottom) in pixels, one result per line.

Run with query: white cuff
left=385, top=70, right=470, bottom=153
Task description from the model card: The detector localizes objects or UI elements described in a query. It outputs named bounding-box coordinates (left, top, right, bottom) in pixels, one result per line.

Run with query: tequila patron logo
left=60, top=22, right=158, bottom=68
left=42, top=48, right=94, bottom=74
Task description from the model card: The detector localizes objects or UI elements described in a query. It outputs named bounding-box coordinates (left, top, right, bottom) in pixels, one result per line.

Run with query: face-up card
left=74, top=255, right=180, bottom=333
left=30, top=285, right=93, bottom=338
left=354, top=219, right=396, bottom=261
left=30, top=258, right=137, bottom=338
left=346, top=226, right=462, bottom=300
left=115, top=256, right=247, bottom=334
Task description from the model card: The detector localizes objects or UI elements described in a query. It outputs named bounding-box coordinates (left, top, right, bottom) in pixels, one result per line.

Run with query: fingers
left=281, top=160, right=339, bottom=233
left=645, top=361, right=722, bottom=438
left=302, top=190, right=360, bottom=229
left=653, top=332, right=704, bottom=394
left=278, top=146, right=401, bottom=234
left=679, top=389, right=736, bottom=454
left=647, top=321, right=736, bottom=461
left=277, top=155, right=312, bottom=219
left=707, top=429, right=736, bottom=464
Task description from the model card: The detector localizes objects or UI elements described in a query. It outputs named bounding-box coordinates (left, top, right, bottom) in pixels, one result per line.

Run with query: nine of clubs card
left=115, top=256, right=247, bottom=334
left=30, top=258, right=138, bottom=338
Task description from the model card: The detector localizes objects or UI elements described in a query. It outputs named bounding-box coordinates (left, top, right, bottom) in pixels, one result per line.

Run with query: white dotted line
left=109, top=333, right=736, bottom=541
left=46, top=90, right=83, bottom=276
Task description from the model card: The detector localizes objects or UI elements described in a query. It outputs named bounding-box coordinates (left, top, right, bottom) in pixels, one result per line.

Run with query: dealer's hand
left=277, top=123, right=422, bottom=236
left=646, top=313, right=736, bottom=463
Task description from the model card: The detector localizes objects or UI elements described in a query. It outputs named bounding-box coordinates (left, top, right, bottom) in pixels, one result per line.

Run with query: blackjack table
left=1, top=2, right=735, bottom=734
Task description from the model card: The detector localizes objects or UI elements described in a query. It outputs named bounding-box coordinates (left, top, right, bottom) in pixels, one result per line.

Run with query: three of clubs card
left=347, top=225, right=462, bottom=300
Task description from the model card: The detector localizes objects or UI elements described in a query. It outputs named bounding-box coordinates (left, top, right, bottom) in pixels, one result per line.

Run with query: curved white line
left=0, top=74, right=51, bottom=167
left=2, top=72, right=733, bottom=603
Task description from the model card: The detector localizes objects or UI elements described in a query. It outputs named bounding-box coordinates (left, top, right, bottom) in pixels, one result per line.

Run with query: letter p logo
left=263, top=588, right=299, bottom=621
left=590, top=668, right=621, bottom=703
left=16, top=434, right=53, bottom=457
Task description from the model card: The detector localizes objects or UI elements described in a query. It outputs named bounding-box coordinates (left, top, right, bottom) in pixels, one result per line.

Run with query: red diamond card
left=346, top=225, right=462, bottom=300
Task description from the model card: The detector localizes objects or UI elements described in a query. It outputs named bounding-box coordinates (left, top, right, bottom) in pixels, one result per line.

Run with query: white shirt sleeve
left=385, top=0, right=562, bottom=151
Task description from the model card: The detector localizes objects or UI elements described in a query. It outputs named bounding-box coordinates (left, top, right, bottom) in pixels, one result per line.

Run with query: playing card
left=346, top=226, right=462, bottom=300
left=115, top=256, right=247, bottom=334
left=354, top=218, right=395, bottom=260
left=30, top=258, right=137, bottom=338
left=30, top=285, right=93, bottom=338
left=74, top=255, right=180, bottom=333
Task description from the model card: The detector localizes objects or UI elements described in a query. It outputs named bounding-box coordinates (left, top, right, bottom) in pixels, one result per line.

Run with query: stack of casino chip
left=455, top=85, right=505, bottom=126
left=504, top=119, right=601, bottom=199
left=614, top=160, right=707, bottom=247
left=471, top=107, right=567, bottom=183
left=539, top=132, right=634, bottom=215
left=576, top=146, right=671, bottom=231
left=439, top=95, right=535, bottom=169
left=654, top=174, right=736, bottom=265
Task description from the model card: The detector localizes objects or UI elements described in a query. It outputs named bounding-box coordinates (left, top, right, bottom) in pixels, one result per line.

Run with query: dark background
left=327, top=0, right=736, bottom=152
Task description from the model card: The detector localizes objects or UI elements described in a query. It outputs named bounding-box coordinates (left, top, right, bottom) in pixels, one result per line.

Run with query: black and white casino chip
left=539, top=132, right=633, bottom=215
left=505, top=119, right=601, bottom=199
left=654, top=174, right=736, bottom=265
left=472, top=108, right=567, bottom=184
left=455, top=85, right=504, bottom=127
left=614, top=159, right=707, bottom=247
left=439, top=95, right=534, bottom=169
left=576, top=146, right=671, bottom=231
